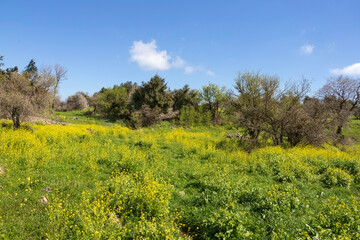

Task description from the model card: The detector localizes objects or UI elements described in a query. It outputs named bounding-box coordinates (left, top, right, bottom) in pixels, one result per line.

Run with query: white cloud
left=184, top=66, right=195, bottom=74
left=300, top=44, right=314, bottom=55
left=172, top=56, right=186, bottom=68
left=130, top=40, right=171, bottom=70
left=206, top=70, right=215, bottom=76
left=129, top=40, right=213, bottom=76
left=330, top=62, right=360, bottom=76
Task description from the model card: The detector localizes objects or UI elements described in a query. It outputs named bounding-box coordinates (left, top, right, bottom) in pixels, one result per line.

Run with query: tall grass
left=1, top=119, right=360, bottom=239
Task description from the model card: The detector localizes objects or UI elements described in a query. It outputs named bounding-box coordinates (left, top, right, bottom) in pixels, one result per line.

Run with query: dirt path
left=24, top=116, right=70, bottom=125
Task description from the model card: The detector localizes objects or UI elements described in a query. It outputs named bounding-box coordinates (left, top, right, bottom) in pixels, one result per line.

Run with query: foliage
left=66, top=92, right=89, bottom=111
left=130, top=104, right=160, bottom=128
left=233, top=71, right=325, bottom=146
left=0, top=73, right=39, bottom=128
left=132, top=75, right=173, bottom=113
left=200, top=83, right=227, bottom=124
left=321, top=167, right=352, bottom=188
left=178, top=106, right=212, bottom=127
left=1, top=118, right=360, bottom=238
left=97, top=87, right=130, bottom=120
left=173, top=85, right=200, bottom=111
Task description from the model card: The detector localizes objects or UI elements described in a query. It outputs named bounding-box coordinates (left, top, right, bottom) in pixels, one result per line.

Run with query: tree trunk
left=336, top=125, right=343, bottom=135
left=11, top=113, right=20, bottom=128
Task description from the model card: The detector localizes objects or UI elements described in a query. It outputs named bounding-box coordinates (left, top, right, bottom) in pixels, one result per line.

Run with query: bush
left=97, top=87, right=130, bottom=120
left=66, top=92, right=89, bottom=111
left=321, top=167, right=352, bottom=188
left=178, top=106, right=212, bottom=127
left=129, top=105, right=160, bottom=128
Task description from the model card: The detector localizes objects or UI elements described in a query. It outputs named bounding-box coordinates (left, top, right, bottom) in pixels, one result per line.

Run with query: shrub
left=66, top=92, right=89, bottom=111
left=321, top=167, right=352, bottom=188
left=96, top=87, right=130, bottom=120
left=129, top=105, right=160, bottom=128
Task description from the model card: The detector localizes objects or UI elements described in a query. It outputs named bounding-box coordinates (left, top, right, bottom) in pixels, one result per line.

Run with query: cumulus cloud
left=330, top=63, right=360, bottom=76
left=130, top=40, right=171, bottom=70
left=129, top=40, right=214, bottom=76
left=300, top=44, right=314, bottom=55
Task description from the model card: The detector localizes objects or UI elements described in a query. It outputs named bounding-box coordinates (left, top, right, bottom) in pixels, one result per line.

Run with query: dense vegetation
left=1, top=56, right=360, bottom=239
left=1, top=117, right=360, bottom=239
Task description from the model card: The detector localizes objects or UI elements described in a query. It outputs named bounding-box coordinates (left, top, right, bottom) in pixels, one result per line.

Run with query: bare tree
left=318, top=75, right=360, bottom=135
left=37, top=66, right=55, bottom=92
left=53, top=64, right=67, bottom=109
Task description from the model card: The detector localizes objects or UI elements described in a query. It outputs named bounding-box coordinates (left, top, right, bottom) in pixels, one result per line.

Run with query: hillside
left=1, top=118, right=360, bottom=239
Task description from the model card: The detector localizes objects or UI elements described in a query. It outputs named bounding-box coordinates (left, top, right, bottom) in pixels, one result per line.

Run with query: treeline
left=1, top=56, right=360, bottom=147
left=59, top=76, right=225, bottom=129
left=61, top=72, right=360, bottom=147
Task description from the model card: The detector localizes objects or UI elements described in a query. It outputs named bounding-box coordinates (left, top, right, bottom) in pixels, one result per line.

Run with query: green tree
left=25, top=59, right=38, bottom=74
left=24, top=59, right=38, bottom=83
left=179, top=105, right=212, bottom=127
left=97, top=87, right=130, bottom=120
left=234, top=71, right=277, bottom=140
left=132, top=75, right=173, bottom=113
left=200, top=83, right=226, bottom=124
left=173, top=85, right=200, bottom=111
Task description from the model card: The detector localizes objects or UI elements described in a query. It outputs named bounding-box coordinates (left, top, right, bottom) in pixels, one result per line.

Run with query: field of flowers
left=1, top=120, right=360, bottom=239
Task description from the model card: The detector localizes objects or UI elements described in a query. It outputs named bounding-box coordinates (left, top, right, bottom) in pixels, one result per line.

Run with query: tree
left=24, top=59, right=38, bottom=83
left=318, top=75, right=360, bottom=136
left=173, top=84, right=200, bottom=111
left=52, top=64, right=67, bottom=109
left=25, top=59, right=38, bottom=73
left=31, top=66, right=55, bottom=113
left=132, top=75, right=173, bottom=113
left=233, top=71, right=320, bottom=146
left=66, top=92, right=89, bottom=111
left=0, top=73, right=34, bottom=128
left=0, top=56, right=4, bottom=75
left=97, top=87, right=130, bottom=120
left=200, top=83, right=227, bottom=124
left=234, top=71, right=278, bottom=140
left=6, top=66, right=18, bottom=73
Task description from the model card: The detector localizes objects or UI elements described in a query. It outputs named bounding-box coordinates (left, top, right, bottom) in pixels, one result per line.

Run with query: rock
left=225, top=133, right=243, bottom=139
left=42, top=186, right=52, bottom=193
left=109, top=212, right=120, bottom=223
left=39, top=196, right=48, bottom=204
left=86, top=128, right=95, bottom=133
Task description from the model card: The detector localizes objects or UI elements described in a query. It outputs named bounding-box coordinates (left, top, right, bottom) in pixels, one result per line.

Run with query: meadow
left=1, top=116, right=360, bottom=239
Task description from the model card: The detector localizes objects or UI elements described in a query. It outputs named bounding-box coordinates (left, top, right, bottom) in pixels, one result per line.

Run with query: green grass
left=1, top=116, right=360, bottom=239
left=51, top=109, right=122, bottom=126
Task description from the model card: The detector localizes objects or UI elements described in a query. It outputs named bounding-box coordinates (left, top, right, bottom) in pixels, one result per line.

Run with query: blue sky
left=1, top=0, right=359, bottom=100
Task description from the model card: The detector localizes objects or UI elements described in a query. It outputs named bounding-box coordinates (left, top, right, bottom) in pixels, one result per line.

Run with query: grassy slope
left=0, top=116, right=360, bottom=239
